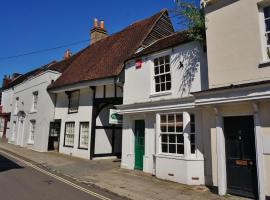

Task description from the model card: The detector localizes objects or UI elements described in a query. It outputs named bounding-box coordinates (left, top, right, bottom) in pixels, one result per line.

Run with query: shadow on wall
left=0, top=154, right=24, bottom=173
left=171, top=47, right=200, bottom=96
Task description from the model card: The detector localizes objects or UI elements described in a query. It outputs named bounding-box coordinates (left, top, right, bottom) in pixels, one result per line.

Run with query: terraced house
left=193, top=0, right=270, bottom=199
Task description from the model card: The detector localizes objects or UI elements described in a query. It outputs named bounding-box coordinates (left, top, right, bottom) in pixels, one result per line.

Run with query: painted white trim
left=252, top=102, right=265, bottom=200
left=183, top=112, right=191, bottom=159
left=214, top=107, right=227, bottom=196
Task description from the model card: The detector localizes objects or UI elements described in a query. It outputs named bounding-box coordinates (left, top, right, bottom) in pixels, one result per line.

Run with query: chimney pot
left=63, top=49, right=72, bottom=59
left=100, top=20, right=105, bottom=29
left=94, top=18, right=98, bottom=28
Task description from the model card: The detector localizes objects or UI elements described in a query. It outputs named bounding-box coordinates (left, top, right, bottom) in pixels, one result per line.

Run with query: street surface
left=0, top=151, right=126, bottom=200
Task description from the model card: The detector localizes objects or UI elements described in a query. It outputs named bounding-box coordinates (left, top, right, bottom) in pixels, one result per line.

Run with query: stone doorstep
left=0, top=142, right=248, bottom=200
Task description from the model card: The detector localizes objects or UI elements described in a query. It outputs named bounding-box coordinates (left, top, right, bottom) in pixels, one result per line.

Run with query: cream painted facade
left=205, top=0, right=270, bottom=88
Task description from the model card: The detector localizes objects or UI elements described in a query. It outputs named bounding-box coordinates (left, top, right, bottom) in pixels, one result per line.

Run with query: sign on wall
left=109, top=109, right=123, bottom=125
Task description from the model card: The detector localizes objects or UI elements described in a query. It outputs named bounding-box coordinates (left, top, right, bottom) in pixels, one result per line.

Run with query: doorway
left=48, top=120, right=61, bottom=151
left=134, top=120, right=145, bottom=170
left=224, top=116, right=258, bottom=199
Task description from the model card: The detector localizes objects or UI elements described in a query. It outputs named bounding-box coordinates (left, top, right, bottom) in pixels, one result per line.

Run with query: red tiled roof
left=133, top=31, right=191, bottom=58
left=49, top=10, right=168, bottom=90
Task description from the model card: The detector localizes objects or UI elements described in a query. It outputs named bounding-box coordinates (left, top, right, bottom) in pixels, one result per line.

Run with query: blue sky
left=0, top=0, right=185, bottom=79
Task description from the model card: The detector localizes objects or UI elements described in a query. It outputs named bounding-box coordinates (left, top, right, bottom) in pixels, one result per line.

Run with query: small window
left=190, top=114, right=196, bottom=154
left=68, top=91, right=79, bottom=113
left=14, top=97, right=19, bottom=114
left=263, top=6, right=270, bottom=59
left=64, top=122, right=75, bottom=147
left=32, top=91, right=38, bottom=112
left=160, top=114, right=184, bottom=155
left=78, top=122, right=89, bottom=149
left=28, top=120, right=36, bottom=144
left=154, top=55, right=171, bottom=93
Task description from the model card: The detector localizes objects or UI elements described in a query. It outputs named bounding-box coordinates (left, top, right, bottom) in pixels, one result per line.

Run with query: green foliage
left=174, top=0, right=206, bottom=44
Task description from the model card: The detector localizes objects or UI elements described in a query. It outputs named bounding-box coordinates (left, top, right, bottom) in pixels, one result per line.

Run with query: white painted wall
left=7, top=71, right=61, bottom=152
left=121, top=110, right=205, bottom=185
left=1, top=88, right=14, bottom=113
left=55, top=87, right=93, bottom=159
left=123, top=41, right=208, bottom=105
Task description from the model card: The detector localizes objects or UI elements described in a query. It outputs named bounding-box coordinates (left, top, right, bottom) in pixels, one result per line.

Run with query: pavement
left=0, top=141, right=250, bottom=200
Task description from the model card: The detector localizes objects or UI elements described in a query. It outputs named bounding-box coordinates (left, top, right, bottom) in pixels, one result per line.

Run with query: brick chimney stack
left=2, top=75, right=11, bottom=88
left=63, top=49, right=72, bottom=60
left=12, top=73, right=21, bottom=81
left=90, top=18, right=107, bottom=45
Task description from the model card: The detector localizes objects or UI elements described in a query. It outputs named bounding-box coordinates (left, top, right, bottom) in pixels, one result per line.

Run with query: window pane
left=154, top=58, right=158, bottom=66
left=155, top=76, right=160, bottom=83
left=161, top=134, right=168, bottom=143
left=161, top=125, right=167, bottom=132
left=168, top=124, right=175, bottom=132
left=266, top=19, right=270, bottom=31
left=154, top=67, right=159, bottom=75
left=162, top=144, right=168, bottom=153
left=166, top=74, right=171, bottom=82
left=165, top=55, right=170, bottom=64
left=169, top=134, right=176, bottom=143
left=177, top=144, right=184, bottom=154
left=166, top=82, right=171, bottom=91
left=176, top=125, right=183, bottom=132
left=160, top=75, right=166, bottom=83
left=161, top=115, right=167, bottom=123
left=264, top=6, right=270, bottom=19
left=168, top=115, right=174, bottom=123
left=156, top=84, right=160, bottom=92
left=160, top=65, right=164, bottom=73
left=159, top=57, right=164, bottom=65
left=161, top=83, right=166, bottom=91
left=165, top=64, right=170, bottom=72
left=169, top=144, right=176, bottom=153
left=177, top=134, right=184, bottom=143
left=79, top=123, right=89, bottom=149
left=176, top=114, right=183, bottom=123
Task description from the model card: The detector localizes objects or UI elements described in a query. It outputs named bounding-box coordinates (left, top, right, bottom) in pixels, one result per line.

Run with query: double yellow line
left=0, top=150, right=111, bottom=200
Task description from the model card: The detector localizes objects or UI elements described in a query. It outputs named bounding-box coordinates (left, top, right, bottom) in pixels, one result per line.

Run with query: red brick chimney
left=2, top=75, right=11, bottom=88
left=90, top=18, right=107, bottom=45
left=63, top=49, right=72, bottom=60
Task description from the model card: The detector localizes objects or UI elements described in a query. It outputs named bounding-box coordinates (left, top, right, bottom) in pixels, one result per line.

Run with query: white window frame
left=259, top=4, right=270, bottom=62
left=78, top=122, right=89, bottom=149
left=153, top=55, right=172, bottom=94
left=68, top=90, right=80, bottom=114
left=64, top=122, right=75, bottom=147
left=28, top=120, right=35, bottom=144
left=159, top=113, right=184, bottom=156
left=31, top=91, right=38, bottom=112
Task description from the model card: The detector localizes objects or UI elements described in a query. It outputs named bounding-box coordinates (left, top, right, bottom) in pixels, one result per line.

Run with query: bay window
left=159, top=113, right=196, bottom=156
left=154, top=55, right=171, bottom=93
left=64, top=122, right=75, bottom=147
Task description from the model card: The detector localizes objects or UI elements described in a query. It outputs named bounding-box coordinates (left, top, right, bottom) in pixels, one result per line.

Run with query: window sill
left=27, top=141, right=34, bottom=145
left=259, top=60, right=270, bottom=68
left=155, top=154, right=203, bottom=161
left=29, top=110, right=37, bottom=114
left=149, top=91, right=172, bottom=98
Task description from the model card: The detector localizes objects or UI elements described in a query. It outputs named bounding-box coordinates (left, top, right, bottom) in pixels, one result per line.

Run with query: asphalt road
left=0, top=152, right=126, bottom=200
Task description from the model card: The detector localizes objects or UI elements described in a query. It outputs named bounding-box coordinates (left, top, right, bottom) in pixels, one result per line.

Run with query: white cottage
left=6, top=53, right=77, bottom=152
left=48, top=10, right=175, bottom=160
left=117, top=31, right=208, bottom=185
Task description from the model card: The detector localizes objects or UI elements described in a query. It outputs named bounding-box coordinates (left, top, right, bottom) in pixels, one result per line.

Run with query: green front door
left=134, top=120, right=145, bottom=170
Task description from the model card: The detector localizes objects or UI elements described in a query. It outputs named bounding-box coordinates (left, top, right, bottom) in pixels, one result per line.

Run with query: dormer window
left=154, top=55, right=171, bottom=93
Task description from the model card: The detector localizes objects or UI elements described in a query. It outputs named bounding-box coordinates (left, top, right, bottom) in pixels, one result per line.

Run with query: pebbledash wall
left=7, top=71, right=61, bottom=152
left=54, top=83, right=123, bottom=159
left=119, top=41, right=208, bottom=185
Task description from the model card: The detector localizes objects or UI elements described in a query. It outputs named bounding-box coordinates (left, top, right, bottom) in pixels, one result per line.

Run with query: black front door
left=224, top=116, right=258, bottom=199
